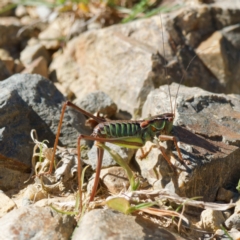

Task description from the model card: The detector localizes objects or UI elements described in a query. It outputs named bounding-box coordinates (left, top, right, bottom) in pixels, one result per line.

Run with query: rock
left=72, top=209, right=186, bottom=240
left=223, top=23, right=240, bottom=50
left=213, top=228, right=240, bottom=240
left=228, top=228, right=240, bottom=239
left=69, top=18, right=87, bottom=38
left=0, top=167, right=30, bottom=193
left=87, top=142, right=135, bottom=170
left=20, top=43, right=50, bottom=66
left=0, top=191, right=16, bottom=218
left=225, top=213, right=240, bottom=230
left=0, top=48, right=14, bottom=73
left=74, top=91, right=117, bottom=118
left=22, top=56, right=49, bottom=78
left=216, top=187, right=235, bottom=202
left=87, top=21, right=103, bottom=31
left=51, top=15, right=171, bottom=117
left=49, top=3, right=240, bottom=118
left=0, top=59, right=10, bottom=80
left=22, top=184, right=47, bottom=203
left=0, top=206, right=76, bottom=239
left=34, top=195, right=75, bottom=210
left=15, top=5, right=28, bottom=18
left=165, top=3, right=240, bottom=94
left=139, top=83, right=240, bottom=201
left=100, top=166, right=129, bottom=194
left=39, top=15, right=75, bottom=50
left=0, top=74, right=91, bottom=185
left=135, top=141, right=172, bottom=189
left=199, top=209, right=225, bottom=231
left=166, top=3, right=240, bottom=49
left=235, top=199, right=240, bottom=214
left=0, top=17, right=33, bottom=52
left=222, top=209, right=233, bottom=220
left=49, top=42, right=79, bottom=90
left=54, top=82, right=75, bottom=100
left=87, top=166, right=130, bottom=197
left=0, top=1, right=15, bottom=17
left=36, top=6, right=52, bottom=21
left=196, top=29, right=240, bottom=93
left=13, top=59, right=24, bottom=73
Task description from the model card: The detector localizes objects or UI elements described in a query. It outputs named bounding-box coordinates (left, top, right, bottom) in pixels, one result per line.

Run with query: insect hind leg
left=159, top=134, right=185, bottom=165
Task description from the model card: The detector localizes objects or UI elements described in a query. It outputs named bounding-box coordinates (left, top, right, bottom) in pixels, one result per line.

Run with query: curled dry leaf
left=29, top=129, right=79, bottom=195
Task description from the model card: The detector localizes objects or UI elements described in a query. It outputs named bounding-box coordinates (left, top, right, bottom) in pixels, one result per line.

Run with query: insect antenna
left=160, top=13, right=173, bottom=115
left=173, top=43, right=216, bottom=115
left=173, top=54, right=198, bottom=116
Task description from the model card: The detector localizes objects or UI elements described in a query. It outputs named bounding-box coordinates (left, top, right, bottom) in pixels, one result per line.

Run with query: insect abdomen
left=92, top=121, right=142, bottom=138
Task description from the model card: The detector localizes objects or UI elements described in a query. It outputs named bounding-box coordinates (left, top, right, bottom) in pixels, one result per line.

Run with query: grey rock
left=74, top=91, right=117, bottom=118
left=225, top=213, right=240, bottom=230
left=72, top=209, right=186, bottom=240
left=0, top=206, right=76, bottom=240
left=0, top=74, right=91, bottom=177
left=139, top=83, right=240, bottom=202
left=87, top=142, right=135, bottom=170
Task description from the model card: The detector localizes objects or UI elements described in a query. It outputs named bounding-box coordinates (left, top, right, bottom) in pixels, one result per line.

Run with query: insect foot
left=138, top=83, right=240, bottom=202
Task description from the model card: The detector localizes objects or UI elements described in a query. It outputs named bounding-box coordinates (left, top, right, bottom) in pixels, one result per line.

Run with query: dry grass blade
left=140, top=207, right=189, bottom=225
left=127, top=190, right=236, bottom=211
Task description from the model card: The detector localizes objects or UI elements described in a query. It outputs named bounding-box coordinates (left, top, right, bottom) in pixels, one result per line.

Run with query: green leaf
left=106, top=197, right=131, bottom=214
left=106, top=196, right=156, bottom=215
left=50, top=204, right=77, bottom=216
left=236, top=179, right=240, bottom=193
left=97, top=143, right=139, bottom=191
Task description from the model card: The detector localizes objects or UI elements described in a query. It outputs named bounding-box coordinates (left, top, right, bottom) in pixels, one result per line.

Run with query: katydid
left=45, top=100, right=184, bottom=209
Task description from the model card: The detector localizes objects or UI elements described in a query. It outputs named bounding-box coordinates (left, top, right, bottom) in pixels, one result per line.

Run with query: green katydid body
left=91, top=113, right=174, bottom=148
